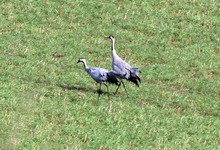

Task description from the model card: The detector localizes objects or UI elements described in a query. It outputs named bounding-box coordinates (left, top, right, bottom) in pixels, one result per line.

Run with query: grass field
left=0, top=0, right=220, bottom=149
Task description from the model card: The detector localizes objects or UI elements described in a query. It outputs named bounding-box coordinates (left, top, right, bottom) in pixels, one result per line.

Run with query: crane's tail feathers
left=107, top=71, right=119, bottom=85
left=128, top=74, right=140, bottom=86
left=128, top=68, right=141, bottom=86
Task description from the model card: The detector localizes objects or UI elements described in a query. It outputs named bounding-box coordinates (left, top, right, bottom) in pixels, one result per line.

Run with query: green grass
left=1, top=0, right=220, bottom=149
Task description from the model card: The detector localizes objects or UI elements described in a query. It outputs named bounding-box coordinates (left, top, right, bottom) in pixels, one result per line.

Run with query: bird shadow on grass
left=59, top=84, right=109, bottom=95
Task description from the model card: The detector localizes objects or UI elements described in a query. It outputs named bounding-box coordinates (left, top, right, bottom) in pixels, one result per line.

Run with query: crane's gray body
left=85, top=67, right=109, bottom=83
left=78, top=58, right=119, bottom=85
left=109, top=36, right=141, bottom=87
left=112, top=49, right=131, bottom=79
left=85, top=67, right=119, bottom=84
left=77, top=58, right=119, bottom=101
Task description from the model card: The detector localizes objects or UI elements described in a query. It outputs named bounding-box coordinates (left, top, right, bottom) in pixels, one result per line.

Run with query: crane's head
left=77, top=58, right=86, bottom=63
left=107, top=35, right=115, bottom=41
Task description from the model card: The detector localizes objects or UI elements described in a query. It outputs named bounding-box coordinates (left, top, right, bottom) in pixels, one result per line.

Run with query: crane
left=107, top=35, right=141, bottom=97
left=77, top=58, right=119, bottom=101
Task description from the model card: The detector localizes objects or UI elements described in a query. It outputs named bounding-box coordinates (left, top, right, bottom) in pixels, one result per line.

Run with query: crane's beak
left=105, top=36, right=111, bottom=39
left=77, top=60, right=80, bottom=63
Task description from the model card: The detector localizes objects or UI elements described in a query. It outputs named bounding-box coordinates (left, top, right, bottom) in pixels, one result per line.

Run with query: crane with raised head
left=77, top=58, right=119, bottom=101
left=107, top=35, right=141, bottom=97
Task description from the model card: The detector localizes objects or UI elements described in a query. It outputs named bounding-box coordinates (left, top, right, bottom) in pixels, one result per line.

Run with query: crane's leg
left=121, top=80, right=129, bottom=98
left=115, top=80, right=129, bottom=98
left=97, top=83, right=102, bottom=104
left=104, top=83, right=112, bottom=112
left=114, top=80, right=122, bottom=95
left=103, top=83, right=110, bottom=100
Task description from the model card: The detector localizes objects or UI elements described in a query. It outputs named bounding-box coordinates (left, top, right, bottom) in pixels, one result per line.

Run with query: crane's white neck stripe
left=81, top=59, right=89, bottom=69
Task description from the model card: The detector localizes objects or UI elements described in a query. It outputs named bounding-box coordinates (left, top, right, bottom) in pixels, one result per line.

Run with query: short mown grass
left=0, top=0, right=220, bottom=149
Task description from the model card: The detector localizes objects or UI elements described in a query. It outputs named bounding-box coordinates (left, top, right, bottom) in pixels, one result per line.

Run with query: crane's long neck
left=82, top=60, right=89, bottom=70
left=111, top=39, right=117, bottom=59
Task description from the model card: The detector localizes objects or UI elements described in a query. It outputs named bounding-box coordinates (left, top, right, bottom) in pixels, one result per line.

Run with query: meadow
left=0, top=0, right=220, bottom=149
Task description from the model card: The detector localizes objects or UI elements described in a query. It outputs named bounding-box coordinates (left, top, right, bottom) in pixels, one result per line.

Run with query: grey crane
left=107, top=35, right=141, bottom=97
left=77, top=58, right=119, bottom=101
